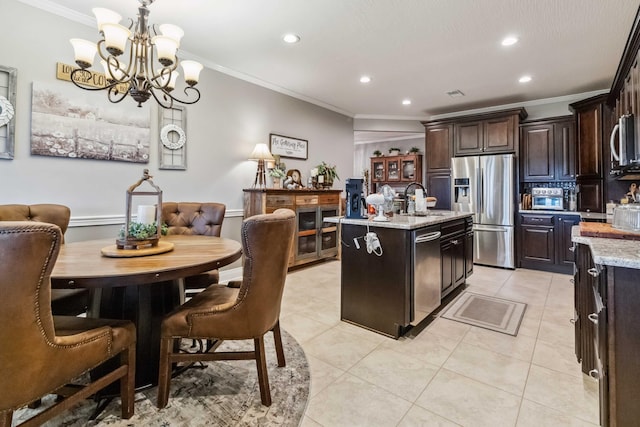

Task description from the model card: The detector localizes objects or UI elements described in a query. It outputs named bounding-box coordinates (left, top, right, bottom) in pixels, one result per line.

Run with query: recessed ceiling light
left=402, top=99, right=411, bottom=105
left=283, top=34, right=300, bottom=44
left=360, top=76, right=371, bottom=83
left=501, top=36, right=518, bottom=46
left=519, top=75, right=532, bottom=83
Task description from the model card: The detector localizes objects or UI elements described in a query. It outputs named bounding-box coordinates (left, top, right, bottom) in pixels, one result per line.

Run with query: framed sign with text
left=269, top=133, right=308, bottom=160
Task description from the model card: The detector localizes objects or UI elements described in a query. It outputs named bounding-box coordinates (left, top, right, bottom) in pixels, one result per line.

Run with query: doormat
left=440, top=292, right=527, bottom=336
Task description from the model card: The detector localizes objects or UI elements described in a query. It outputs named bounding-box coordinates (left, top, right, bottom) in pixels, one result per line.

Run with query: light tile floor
left=279, top=261, right=599, bottom=427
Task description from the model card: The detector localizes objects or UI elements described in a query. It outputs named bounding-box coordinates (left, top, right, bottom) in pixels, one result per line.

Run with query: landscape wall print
left=31, top=81, right=150, bottom=163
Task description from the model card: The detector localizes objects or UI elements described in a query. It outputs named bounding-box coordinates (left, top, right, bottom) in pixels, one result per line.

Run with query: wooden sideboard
left=243, top=189, right=341, bottom=268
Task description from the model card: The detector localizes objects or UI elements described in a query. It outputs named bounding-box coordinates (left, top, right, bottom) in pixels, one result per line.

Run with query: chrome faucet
left=403, top=181, right=426, bottom=211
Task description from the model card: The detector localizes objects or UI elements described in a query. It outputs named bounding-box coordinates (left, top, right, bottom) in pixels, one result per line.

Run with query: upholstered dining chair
left=0, top=204, right=89, bottom=315
left=157, top=208, right=295, bottom=408
left=0, top=222, right=136, bottom=427
left=162, top=202, right=226, bottom=299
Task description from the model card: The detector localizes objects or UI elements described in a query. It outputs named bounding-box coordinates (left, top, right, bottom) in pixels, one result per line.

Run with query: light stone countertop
left=325, top=211, right=472, bottom=230
left=571, top=226, right=640, bottom=269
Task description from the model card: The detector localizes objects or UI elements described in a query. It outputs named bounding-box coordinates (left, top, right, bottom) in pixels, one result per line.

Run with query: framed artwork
left=159, top=106, right=187, bottom=170
left=270, top=133, right=308, bottom=160
left=0, top=65, right=17, bottom=160
left=30, top=81, right=150, bottom=162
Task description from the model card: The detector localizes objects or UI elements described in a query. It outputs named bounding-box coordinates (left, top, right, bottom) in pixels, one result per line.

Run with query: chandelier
left=70, top=0, right=203, bottom=108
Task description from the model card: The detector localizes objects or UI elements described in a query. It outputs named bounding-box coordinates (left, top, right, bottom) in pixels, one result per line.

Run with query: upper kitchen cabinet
left=569, top=94, right=612, bottom=212
left=424, top=123, right=453, bottom=172
left=453, top=109, right=527, bottom=156
left=520, top=116, right=576, bottom=182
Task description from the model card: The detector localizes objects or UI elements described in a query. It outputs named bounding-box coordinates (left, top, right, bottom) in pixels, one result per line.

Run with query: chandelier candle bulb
left=102, top=23, right=131, bottom=56
left=137, top=205, right=156, bottom=225
left=159, top=24, right=184, bottom=46
left=70, top=39, right=97, bottom=69
left=181, top=61, right=203, bottom=86
left=152, top=36, right=178, bottom=66
left=92, top=8, right=122, bottom=32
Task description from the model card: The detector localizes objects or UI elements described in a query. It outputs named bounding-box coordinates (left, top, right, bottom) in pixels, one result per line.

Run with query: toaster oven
left=531, top=187, right=564, bottom=211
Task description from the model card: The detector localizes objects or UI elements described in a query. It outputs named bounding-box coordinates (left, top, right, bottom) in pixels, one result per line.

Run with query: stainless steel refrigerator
left=451, top=154, right=515, bottom=269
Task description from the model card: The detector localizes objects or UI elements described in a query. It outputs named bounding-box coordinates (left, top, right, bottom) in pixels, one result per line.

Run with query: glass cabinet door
left=320, top=207, right=338, bottom=254
left=296, top=209, right=317, bottom=258
left=401, top=158, right=416, bottom=181
left=386, top=159, right=400, bottom=181
left=372, top=159, right=385, bottom=182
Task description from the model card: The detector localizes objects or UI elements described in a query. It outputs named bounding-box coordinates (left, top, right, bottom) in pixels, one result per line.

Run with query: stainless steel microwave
left=531, top=187, right=564, bottom=211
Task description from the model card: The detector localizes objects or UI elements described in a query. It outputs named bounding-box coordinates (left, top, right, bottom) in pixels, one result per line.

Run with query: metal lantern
left=117, top=169, right=163, bottom=249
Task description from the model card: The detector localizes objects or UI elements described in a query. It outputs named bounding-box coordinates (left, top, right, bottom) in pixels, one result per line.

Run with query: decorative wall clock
left=159, top=106, right=187, bottom=170
left=0, top=65, right=17, bottom=160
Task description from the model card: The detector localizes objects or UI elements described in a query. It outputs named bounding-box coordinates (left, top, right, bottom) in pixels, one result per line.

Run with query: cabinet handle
left=588, top=313, right=598, bottom=324
left=569, top=316, right=577, bottom=324
left=570, top=278, right=575, bottom=284
left=587, top=268, right=599, bottom=277
left=589, top=369, right=600, bottom=380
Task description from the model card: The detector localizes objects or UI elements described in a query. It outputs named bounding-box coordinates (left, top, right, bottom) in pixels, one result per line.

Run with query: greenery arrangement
left=373, top=150, right=382, bottom=157
left=409, top=146, right=420, bottom=153
left=268, top=167, right=286, bottom=179
left=119, top=221, right=168, bottom=240
left=317, top=161, right=340, bottom=182
left=389, top=147, right=401, bottom=153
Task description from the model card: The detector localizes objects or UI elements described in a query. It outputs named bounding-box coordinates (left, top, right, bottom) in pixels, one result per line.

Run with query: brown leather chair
left=0, top=222, right=136, bottom=427
left=162, top=202, right=226, bottom=295
left=157, top=208, right=295, bottom=408
left=0, top=204, right=89, bottom=315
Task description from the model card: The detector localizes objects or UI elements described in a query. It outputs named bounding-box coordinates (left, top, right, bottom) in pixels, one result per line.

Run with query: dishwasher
left=411, top=226, right=442, bottom=325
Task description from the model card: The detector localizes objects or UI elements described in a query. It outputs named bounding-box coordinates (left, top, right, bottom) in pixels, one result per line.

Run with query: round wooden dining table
left=51, top=235, right=242, bottom=390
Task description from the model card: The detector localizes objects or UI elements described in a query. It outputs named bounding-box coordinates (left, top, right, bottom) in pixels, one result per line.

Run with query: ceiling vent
left=446, top=90, right=465, bottom=98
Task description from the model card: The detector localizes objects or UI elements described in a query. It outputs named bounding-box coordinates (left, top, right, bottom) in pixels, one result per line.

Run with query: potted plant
left=373, top=149, right=382, bottom=157
left=316, top=161, right=339, bottom=188
left=409, top=146, right=420, bottom=154
left=388, top=147, right=401, bottom=156
left=268, top=167, right=286, bottom=188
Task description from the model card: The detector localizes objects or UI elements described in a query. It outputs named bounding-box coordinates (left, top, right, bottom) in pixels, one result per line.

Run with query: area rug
left=440, top=292, right=527, bottom=336
left=13, top=329, right=309, bottom=427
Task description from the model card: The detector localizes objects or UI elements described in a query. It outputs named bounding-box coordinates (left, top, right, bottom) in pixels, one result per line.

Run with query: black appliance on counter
left=345, top=178, right=367, bottom=219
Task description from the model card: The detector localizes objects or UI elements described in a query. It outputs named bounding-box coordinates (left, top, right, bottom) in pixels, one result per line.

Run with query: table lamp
left=250, top=143, right=275, bottom=188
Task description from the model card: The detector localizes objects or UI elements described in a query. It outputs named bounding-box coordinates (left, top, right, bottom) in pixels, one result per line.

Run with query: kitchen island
left=571, top=227, right=640, bottom=426
left=326, top=211, right=473, bottom=338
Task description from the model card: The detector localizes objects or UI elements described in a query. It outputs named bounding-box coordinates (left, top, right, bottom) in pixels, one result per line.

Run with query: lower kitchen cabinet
left=573, top=242, right=640, bottom=426
left=243, top=189, right=341, bottom=268
left=440, top=218, right=467, bottom=298
left=518, top=212, right=579, bottom=274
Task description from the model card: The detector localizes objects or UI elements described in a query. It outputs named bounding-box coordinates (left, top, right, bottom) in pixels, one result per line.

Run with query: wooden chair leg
left=272, top=320, right=286, bottom=367
left=0, top=410, right=12, bottom=427
left=254, top=336, right=271, bottom=406
left=120, top=344, right=136, bottom=419
left=157, top=337, right=174, bottom=409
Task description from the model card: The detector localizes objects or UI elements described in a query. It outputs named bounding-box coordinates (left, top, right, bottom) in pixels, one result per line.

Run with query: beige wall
left=0, top=0, right=354, bottom=263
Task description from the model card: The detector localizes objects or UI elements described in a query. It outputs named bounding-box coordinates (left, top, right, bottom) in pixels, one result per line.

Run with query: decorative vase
left=389, top=150, right=400, bottom=156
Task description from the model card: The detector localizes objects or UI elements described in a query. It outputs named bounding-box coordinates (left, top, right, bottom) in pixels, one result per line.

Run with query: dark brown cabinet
left=424, top=123, right=453, bottom=210
left=424, top=124, right=453, bottom=172
left=440, top=219, right=466, bottom=298
left=520, top=116, right=575, bottom=182
left=574, top=243, right=640, bottom=426
left=518, top=213, right=578, bottom=274
left=454, top=111, right=523, bottom=156
left=426, top=172, right=451, bottom=210
left=569, top=94, right=612, bottom=212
